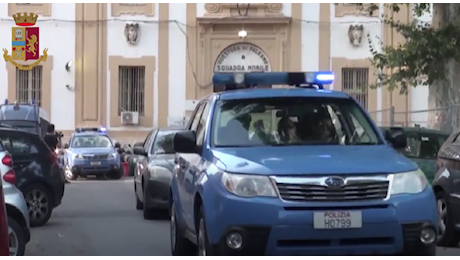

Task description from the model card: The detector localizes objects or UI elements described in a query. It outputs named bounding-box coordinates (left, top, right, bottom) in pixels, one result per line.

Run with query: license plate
left=313, top=211, right=362, bottom=229
left=90, top=161, right=101, bottom=166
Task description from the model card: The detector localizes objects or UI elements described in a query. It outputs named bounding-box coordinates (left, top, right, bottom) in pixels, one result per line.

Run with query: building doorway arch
left=213, top=43, right=272, bottom=73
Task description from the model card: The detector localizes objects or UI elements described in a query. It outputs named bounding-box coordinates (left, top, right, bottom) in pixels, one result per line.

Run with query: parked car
left=380, top=126, right=449, bottom=183
left=432, top=128, right=460, bottom=247
left=133, top=127, right=183, bottom=220
left=0, top=143, right=30, bottom=256
left=0, top=177, right=10, bottom=256
left=0, top=127, right=65, bottom=227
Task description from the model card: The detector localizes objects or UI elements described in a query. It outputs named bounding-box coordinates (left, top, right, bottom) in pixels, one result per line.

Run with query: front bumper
left=204, top=187, right=437, bottom=255
left=71, top=159, right=120, bottom=175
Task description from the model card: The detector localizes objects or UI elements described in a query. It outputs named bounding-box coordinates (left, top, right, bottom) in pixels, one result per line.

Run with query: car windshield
left=211, top=97, right=381, bottom=147
left=71, top=135, right=113, bottom=148
left=403, top=132, right=448, bottom=159
left=152, top=130, right=179, bottom=154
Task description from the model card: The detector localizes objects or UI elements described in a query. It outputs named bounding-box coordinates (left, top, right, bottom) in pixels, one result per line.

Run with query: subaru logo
left=324, top=177, right=345, bottom=188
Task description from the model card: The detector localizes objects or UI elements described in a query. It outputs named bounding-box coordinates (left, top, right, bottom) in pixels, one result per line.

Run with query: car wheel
left=170, top=201, right=196, bottom=256
left=197, top=206, right=216, bottom=256
left=7, top=217, right=26, bottom=256
left=135, top=184, right=143, bottom=210
left=65, top=165, right=78, bottom=180
left=97, top=174, right=107, bottom=180
left=143, top=183, right=158, bottom=220
left=23, top=184, right=53, bottom=227
left=436, top=190, right=460, bottom=247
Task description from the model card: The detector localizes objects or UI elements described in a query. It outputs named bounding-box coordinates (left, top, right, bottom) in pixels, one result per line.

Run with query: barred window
left=342, top=68, right=369, bottom=109
left=118, top=66, right=145, bottom=116
left=16, top=66, right=42, bottom=106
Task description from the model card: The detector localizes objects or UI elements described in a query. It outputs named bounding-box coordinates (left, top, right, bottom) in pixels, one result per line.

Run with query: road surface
left=24, top=177, right=460, bottom=256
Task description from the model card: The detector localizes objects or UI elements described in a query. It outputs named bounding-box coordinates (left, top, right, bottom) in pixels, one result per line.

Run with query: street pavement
left=25, top=177, right=171, bottom=256
left=24, top=177, right=460, bottom=256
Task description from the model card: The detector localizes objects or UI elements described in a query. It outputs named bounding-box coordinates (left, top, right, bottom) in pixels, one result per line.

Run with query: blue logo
left=324, top=177, right=345, bottom=188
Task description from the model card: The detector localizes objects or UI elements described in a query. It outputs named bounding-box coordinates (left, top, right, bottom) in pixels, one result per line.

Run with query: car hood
left=153, top=154, right=176, bottom=171
left=68, top=147, right=115, bottom=154
left=212, top=145, right=417, bottom=175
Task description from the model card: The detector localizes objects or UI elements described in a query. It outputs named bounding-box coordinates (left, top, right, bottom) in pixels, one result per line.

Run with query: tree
left=357, top=3, right=460, bottom=131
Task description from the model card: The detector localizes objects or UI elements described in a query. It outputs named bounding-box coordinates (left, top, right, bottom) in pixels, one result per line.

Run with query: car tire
left=110, top=168, right=123, bottom=180
left=65, top=165, right=78, bottom=181
left=436, top=190, right=460, bottom=247
left=135, top=185, right=143, bottom=210
left=142, top=183, right=158, bottom=220
left=22, top=184, right=53, bottom=227
left=170, top=201, right=196, bottom=256
left=197, top=206, right=216, bottom=256
left=7, top=217, right=26, bottom=256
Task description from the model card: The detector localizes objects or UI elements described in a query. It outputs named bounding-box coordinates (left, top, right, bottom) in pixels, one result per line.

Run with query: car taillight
left=2, top=170, right=15, bottom=185
left=0, top=189, right=8, bottom=256
left=1, top=154, right=13, bottom=167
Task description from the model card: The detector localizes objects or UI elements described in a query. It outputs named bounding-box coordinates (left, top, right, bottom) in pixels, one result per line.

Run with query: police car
left=64, top=127, right=122, bottom=180
left=169, top=71, right=438, bottom=256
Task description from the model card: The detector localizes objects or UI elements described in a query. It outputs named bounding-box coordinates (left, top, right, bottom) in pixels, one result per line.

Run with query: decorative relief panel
left=348, top=24, right=364, bottom=47
left=111, top=3, right=155, bottom=17
left=8, top=3, right=51, bottom=17
left=204, top=3, right=283, bottom=17
left=335, top=4, right=379, bottom=17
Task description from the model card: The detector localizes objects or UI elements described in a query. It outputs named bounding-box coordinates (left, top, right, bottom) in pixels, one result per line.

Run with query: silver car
left=0, top=142, right=30, bottom=256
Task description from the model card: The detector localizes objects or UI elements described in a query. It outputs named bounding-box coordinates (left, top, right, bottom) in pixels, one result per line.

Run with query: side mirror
left=63, top=143, right=69, bottom=149
left=133, top=146, right=147, bottom=156
left=173, top=130, right=197, bottom=153
left=114, top=142, right=121, bottom=149
left=385, top=127, right=407, bottom=149
left=133, top=141, right=144, bottom=148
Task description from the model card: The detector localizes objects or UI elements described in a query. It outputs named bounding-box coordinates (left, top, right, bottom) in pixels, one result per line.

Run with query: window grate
left=342, top=68, right=368, bottom=109
left=16, top=66, right=42, bottom=106
left=118, top=66, right=145, bottom=116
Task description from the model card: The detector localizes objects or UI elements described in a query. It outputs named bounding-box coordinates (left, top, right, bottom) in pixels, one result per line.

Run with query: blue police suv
left=169, top=72, right=438, bottom=256
left=63, top=127, right=122, bottom=180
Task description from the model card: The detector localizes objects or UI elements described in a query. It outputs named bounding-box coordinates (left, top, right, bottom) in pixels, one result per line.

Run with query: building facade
left=0, top=3, right=432, bottom=143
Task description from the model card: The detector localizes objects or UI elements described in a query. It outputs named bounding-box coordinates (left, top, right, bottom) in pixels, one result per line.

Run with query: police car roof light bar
left=75, top=127, right=107, bottom=133
left=212, top=72, right=334, bottom=92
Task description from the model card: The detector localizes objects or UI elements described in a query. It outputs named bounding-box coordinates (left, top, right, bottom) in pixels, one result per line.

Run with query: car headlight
left=75, top=154, right=83, bottom=159
left=389, top=168, right=428, bottom=195
left=107, top=153, right=117, bottom=159
left=221, top=172, right=278, bottom=198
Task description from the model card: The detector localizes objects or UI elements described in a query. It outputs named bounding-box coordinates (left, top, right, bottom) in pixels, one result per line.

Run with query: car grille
left=274, top=176, right=390, bottom=202
left=83, top=154, right=108, bottom=160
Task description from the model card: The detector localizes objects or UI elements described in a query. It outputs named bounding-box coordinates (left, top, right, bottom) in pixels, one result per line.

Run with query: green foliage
left=341, top=4, right=460, bottom=93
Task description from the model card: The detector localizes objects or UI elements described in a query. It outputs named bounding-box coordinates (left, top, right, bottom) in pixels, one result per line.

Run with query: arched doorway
left=214, top=43, right=272, bottom=73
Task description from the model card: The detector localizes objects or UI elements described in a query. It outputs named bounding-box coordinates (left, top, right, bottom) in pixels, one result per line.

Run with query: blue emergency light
left=212, top=72, right=334, bottom=92
left=75, top=126, right=106, bottom=133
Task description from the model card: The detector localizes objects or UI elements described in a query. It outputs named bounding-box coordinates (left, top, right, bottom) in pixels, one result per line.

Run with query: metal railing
left=368, top=105, right=460, bottom=131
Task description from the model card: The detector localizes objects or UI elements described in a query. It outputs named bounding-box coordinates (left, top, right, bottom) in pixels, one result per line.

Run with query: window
left=16, top=66, right=42, bottom=106
left=70, top=135, right=113, bottom=148
left=189, top=103, right=206, bottom=131
left=403, top=133, right=448, bottom=159
left=151, top=130, right=179, bottom=154
left=211, top=97, right=381, bottom=147
left=196, top=103, right=210, bottom=147
left=118, top=66, right=145, bottom=116
left=342, top=68, right=369, bottom=109
left=0, top=136, right=38, bottom=154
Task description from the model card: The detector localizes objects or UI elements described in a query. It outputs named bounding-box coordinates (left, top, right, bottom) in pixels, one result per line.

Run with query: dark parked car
left=0, top=178, right=9, bottom=256
left=380, top=126, right=449, bottom=183
left=0, top=127, right=65, bottom=227
left=133, top=127, right=182, bottom=220
left=432, top=128, right=460, bottom=247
